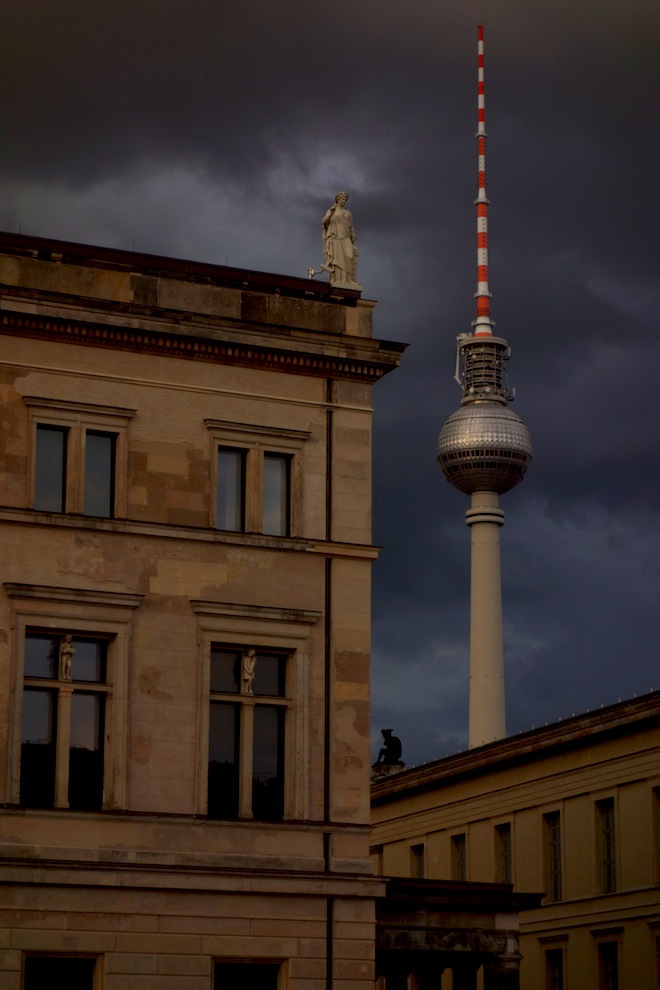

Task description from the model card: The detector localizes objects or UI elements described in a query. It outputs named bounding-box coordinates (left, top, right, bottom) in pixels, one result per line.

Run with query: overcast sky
left=2, top=0, right=659, bottom=766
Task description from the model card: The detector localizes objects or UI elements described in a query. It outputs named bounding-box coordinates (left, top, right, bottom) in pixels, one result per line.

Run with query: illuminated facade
left=0, top=230, right=403, bottom=989
left=372, top=693, right=660, bottom=989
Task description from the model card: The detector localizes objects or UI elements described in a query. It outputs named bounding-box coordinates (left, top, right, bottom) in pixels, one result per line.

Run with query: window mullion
left=239, top=700, right=255, bottom=818
left=54, top=685, right=73, bottom=808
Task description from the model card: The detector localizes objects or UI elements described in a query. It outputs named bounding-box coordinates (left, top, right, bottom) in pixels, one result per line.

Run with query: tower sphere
left=437, top=401, right=532, bottom=495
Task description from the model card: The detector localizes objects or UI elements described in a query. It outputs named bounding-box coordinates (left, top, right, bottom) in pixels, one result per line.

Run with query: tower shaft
left=467, top=491, right=506, bottom=747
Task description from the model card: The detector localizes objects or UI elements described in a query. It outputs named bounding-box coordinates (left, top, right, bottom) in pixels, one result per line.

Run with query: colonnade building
left=372, top=692, right=660, bottom=989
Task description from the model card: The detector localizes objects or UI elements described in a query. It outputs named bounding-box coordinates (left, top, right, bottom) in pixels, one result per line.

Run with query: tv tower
left=437, top=25, right=532, bottom=749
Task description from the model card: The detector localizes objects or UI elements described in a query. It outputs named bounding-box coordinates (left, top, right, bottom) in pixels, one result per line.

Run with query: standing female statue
left=322, top=191, right=358, bottom=286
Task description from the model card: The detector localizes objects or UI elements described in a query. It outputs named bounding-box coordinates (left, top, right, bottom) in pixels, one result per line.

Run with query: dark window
left=21, top=632, right=108, bottom=811
left=545, top=948, right=564, bottom=990
left=496, top=822, right=512, bottom=883
left=252, top=653, right=286, bottom=697
left=410, top=843, right=425, bottom=879
left=20, top=688, right=57, bottom=808
left=208, top=701, right=240, bottom=820
left=35, top=425, right=68, bottom=511
left=545, top=811, right=563, bottom=901
left=24, top=956, right=96, bottom=987
left=208, top=647, right=288, bottom=822
left=214, top=962, right=279, bottom=990
left=69, top=692, right=105, bottom=810
left=598, top=799, right=617, bottom=893
left=217, top=448, right=246, bottom=532
left=263, top=453, right=290, bottom=536
left=598, top=942, right=619, bottom=990
left=452, top=833, right=467, bottom=881
left=84, top=430, right=116, bottom=517
left=252, top=705, right=285, bottom=821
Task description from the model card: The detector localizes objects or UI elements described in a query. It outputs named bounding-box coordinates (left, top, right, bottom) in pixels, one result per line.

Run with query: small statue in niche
left=242, top=649, right=256, bottom=695
left=59, top=634, right=75, bottom=681
left=376, top=728, right=403, bottom=765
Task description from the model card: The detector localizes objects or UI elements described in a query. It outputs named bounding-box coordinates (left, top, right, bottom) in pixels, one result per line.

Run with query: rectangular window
left=208, top=647, right=288, bottom=821
left=597, top=799, right=617, bottom=893
left=207, top=420, right=309, bottom=537
left=217, top=448, right=246, bottom=532
left=496, top=822, right=512, bottom=883
left=27, top=397, right=134, bottom=518
left=410, top=843, right=425, bottom=879
left=598, top=942, right=619, bottom=990
left=35, top=425, right=68, bottom=511
left=544, top=811, right=563, bottom=902
left=545, top=949, right=564, bottom=990
left=653, top=788, right=660, bottom=885
left=263, top=453, right=290, bottom=536
left=451, top=833, right=467, bottom=881
left=21, top=632, right=109, bottom=811
left=24, top=956, right=96, bottom=988
left=214, top=962, right=280, bottom=990
left=84, top=430, right=116, bottom=517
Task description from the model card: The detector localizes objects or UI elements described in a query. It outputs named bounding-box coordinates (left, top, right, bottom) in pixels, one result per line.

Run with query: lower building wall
left=519, top=893, right=660, bottom=990
left=0, top=883, right=379, bottom=990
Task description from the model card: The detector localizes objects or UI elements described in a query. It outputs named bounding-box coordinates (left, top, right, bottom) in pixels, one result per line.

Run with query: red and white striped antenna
left=474, top=24, right=494, bottom=338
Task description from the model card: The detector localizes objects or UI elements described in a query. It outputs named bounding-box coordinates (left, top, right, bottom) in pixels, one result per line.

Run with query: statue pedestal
left=371, top=761, right=405, bottom=781
left=331, top=280, right=363, bottom=291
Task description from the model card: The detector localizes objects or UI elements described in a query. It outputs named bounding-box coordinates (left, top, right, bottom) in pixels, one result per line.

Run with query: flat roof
left=372, top=690, right=660, bottom=804
left=0, top=230, right=363, bottom=305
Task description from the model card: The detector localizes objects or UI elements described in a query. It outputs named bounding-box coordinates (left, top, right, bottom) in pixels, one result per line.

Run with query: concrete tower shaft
left=436, top=25, right=531, bottom=749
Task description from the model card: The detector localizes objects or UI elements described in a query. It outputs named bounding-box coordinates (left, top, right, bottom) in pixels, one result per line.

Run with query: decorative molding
left=23, top=396, right=136, bottom=420
left=204, top=420, right=311, bottom=443
left=4, top=583, right=143, bottom=609
left=190, top=601, right=321, bottom=625
left=0, top=309, right=398, bottom=383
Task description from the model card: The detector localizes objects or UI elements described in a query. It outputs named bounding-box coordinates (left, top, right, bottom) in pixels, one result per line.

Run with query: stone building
left=0, top=229, right=405, bottom=988
left=371, top=692, right=660, bottom=989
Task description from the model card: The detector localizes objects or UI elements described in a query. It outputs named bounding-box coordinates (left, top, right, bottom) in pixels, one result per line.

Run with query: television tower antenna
left=437, top=25, right=533, bottom=749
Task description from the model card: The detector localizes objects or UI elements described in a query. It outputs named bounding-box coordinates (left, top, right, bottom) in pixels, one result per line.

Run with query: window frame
left=596, top=797, right=618, bottom=894
left=410, top=842, right=426, bottom=879
left=21, top=630, right=110, bottom=811
left=23, top=954, right=98, bottom=988
left=192, top=600, right=321, bottom=822
left=451, top=832, right=467, bottom=881
left=208, top=646, right=289, bottom=821
left=544, top=947, right=565, bottom=990
left=4, top=583, right=142, bottom=809
left=213, top=960, right=282, bottom=990
left=544, top=810, right=563, bottom=902
left=25, top=396, right=135, bottom=518
left=594, top=936, right=621, bottom=990
left=205, top=420, right=309, bottom=537
left=495, top=821, right=513, bottom=884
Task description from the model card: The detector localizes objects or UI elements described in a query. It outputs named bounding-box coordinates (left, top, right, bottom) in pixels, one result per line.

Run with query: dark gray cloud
left=2, top=0, right=659, bottom=767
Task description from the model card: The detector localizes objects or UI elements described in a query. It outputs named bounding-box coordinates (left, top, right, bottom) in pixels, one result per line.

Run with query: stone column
left=54, top=686, right=73, bottom=808
left=239, top=700, right=254, bottom=818
left=466, top=490, right=506, bottom=748
left=483, top=953, right=522, bottom=990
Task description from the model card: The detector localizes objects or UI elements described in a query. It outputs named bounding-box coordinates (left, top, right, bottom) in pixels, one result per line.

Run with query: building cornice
left=0, top=306, right=403, bottom=383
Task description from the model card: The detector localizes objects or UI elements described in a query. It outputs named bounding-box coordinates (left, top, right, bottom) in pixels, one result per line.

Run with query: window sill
left=0, top=507, right=380, bottom=557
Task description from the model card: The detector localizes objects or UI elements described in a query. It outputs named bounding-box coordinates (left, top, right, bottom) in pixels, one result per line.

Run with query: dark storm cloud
left=2, top=0, right=659, bottom=765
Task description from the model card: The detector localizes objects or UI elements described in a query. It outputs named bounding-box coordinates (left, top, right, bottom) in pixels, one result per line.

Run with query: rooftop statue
left=309, top=192, right=362, bottom=290
left=376, top=728, right=403, bottom=766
